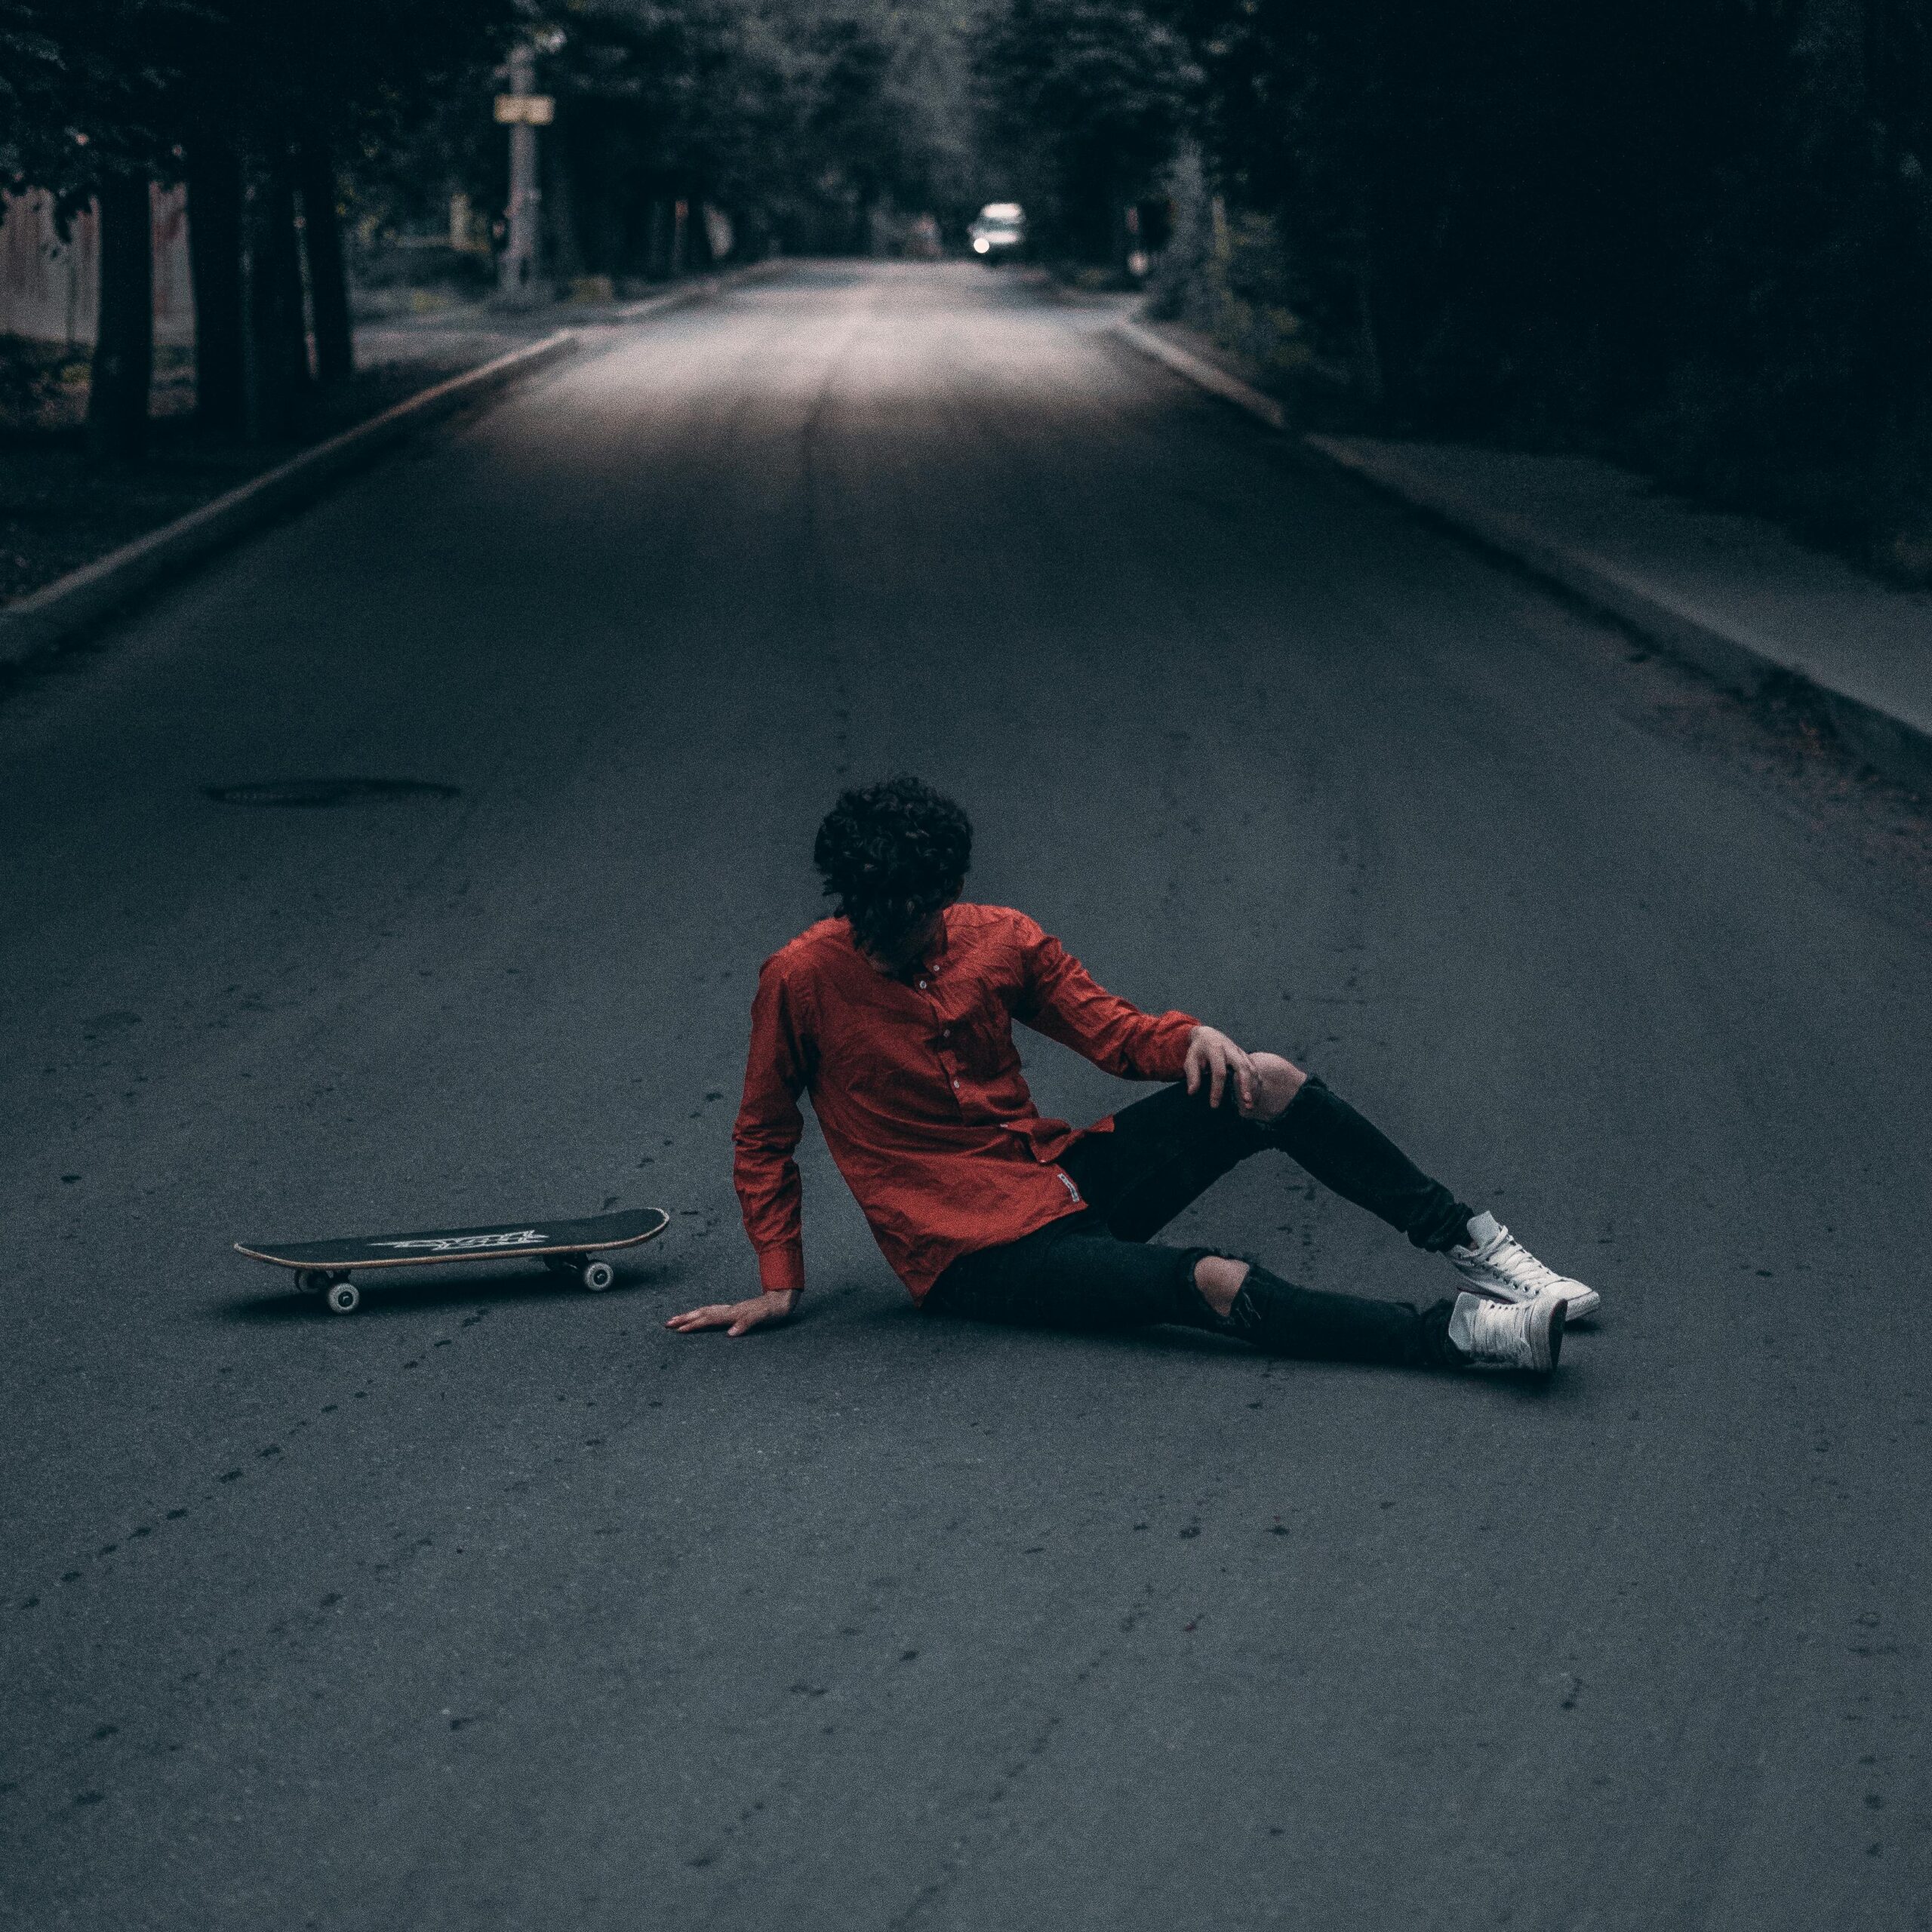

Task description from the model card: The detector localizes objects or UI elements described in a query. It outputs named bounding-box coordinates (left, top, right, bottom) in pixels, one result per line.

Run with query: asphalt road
left=4, top=263, right=1929, bottom=1930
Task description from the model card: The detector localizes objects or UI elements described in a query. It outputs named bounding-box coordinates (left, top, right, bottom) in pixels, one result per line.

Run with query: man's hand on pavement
left=665, top=1290, right=799, bottom=1337
left=1185, top=1023, right=1258, bottom=1112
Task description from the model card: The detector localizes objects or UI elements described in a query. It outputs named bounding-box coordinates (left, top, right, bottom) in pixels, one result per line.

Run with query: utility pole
left=496, top=45, right=552, bottom=304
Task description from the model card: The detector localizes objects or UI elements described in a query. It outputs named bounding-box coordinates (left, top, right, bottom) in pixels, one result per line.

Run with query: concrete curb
left=1111, top=318, right=1285, bottom=431
left=1111, top=316, right=1932, bottom=798
left=1303, top=435, right=1932, bottom=797
left=0, top=255, right=796, bottom=669
left=610, top=254, right=791, bottom=321
left=0, top=331, right=582, bottom=668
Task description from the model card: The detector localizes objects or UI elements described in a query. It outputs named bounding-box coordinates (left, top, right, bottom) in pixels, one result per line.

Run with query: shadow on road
left=847, top=1291, right=1585, bottom=1395
left=214, top=1251, right=691, bottom=1324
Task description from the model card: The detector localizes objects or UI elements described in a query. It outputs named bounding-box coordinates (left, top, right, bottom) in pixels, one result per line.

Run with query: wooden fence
left=0, top=185, right=194, bottom=346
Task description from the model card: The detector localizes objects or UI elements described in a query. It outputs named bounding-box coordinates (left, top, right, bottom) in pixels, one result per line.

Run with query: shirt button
left=918, top=980, right=928, bottom=990
left=952, top=1078, right=960, bottom=1088
left=942, top=1028, right=950, bottom=1038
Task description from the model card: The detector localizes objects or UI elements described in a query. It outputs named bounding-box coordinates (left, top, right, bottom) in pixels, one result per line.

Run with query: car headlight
left=973, top=238, right=989, bottom=254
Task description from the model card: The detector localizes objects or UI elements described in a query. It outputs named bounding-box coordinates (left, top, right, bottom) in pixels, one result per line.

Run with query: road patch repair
left=1112, top=315, right=1932, bottom=800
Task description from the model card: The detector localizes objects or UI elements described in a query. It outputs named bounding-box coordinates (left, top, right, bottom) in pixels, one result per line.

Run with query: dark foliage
left=337, top=2, right=982, bottom=277
left=2, top=0, right=518, bottom=453
left=0, top=0, right=199, bottom=216
left=976, top=0, right=1198, bottom=262
left=1107, top=0, right=1932, bottom=565
left=1173, top=0, right=1884, bottom=443
left=531, top=0, right=977, bottom=267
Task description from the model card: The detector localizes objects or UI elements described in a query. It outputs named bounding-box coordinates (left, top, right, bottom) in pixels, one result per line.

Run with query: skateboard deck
left=235, top=1207, right=670, bottom=1315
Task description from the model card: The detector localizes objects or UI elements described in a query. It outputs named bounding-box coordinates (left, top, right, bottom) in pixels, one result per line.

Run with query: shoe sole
left=1462, top=1278, right=1601, bottom=1321
left=1541, top=1299, right=1566, bottom=1374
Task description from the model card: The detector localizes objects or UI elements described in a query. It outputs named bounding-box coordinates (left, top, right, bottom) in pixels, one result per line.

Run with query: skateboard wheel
left=297, top=1269, right=331, bottom=1297
left=325, top=1278, right=361, bottom=1315
left=581, top=1259, right=615, bottom=1293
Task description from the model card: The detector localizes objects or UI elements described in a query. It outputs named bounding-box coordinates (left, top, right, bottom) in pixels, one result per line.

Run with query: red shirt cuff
left=757, top=1244, right=805, bottom=1294
left=1149, top=1013, right=1199, bottom=1081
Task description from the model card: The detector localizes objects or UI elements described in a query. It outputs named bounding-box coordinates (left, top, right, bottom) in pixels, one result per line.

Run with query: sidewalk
left=0, top=262, right=783, bottom=667
left=1115, top=315, right=1932, bottom=798
left=352, top=264, right=789, bottom=371
left=0, top=309, right=563, bottom=615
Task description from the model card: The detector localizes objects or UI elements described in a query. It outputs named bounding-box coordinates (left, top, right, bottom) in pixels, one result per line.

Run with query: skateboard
left=235, top=1207, right=671, bottom=1315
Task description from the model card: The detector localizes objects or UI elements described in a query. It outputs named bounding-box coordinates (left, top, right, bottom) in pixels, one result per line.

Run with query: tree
left=977, top=0, right=1196, bottom=264
left=0, top=0, right=202, bottom=460
left=183, top=134, right=245, bottom=434
left=1164, top=0, right=1932, bottom=469
left=297, top=131, right=354, bottom=384
left=426, top=0, right=986, bottom=279
left=3, top=0, right=521, bottom=452
left=187, top=0, right=519, bottom=431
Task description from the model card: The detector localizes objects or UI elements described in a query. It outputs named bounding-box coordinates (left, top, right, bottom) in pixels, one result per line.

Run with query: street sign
left=494, top=94, right=555, bottom=125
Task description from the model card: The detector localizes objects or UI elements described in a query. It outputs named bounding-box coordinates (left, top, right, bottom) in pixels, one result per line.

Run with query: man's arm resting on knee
left=1182, top=1023, right=1260, bottom=1112
left=1014, top=915, right=1203, bottom=1080
left=1011, top=915, right=1259, bottom=1110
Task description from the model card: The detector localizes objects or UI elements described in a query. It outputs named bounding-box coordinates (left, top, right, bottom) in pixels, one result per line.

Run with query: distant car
left=968, top=203, right=1026, bottom=264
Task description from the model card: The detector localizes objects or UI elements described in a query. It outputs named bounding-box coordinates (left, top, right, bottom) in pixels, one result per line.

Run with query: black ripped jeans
left=924, top=1077, right=1470, bottom=1368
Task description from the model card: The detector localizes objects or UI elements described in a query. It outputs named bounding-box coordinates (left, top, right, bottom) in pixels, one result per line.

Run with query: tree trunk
left=1353, top=251, right=1387, bottom=414
left=186, top=139, right=246, bottom=436
left=297, top=133, right=353, bottom=383
left=544, top=137, right=585, bottom=282
left=85, top=174, right=154, bottom=464
left=646, top=198, right=669, bottom=280
left=242, top=155, right=309, bottom=443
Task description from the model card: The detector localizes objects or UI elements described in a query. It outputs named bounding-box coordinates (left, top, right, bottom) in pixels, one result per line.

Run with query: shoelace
left=1471, top=1227, right=1566, bottom=1295
left=1466, top=1297, right=1528, bottom=1363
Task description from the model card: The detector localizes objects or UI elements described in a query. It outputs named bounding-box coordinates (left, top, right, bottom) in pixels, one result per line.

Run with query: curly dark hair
left=814, top=776, right=973, bottom=957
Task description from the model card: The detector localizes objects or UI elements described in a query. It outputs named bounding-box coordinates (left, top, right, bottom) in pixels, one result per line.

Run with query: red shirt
left=734, top=903, right=1198, bottom=1300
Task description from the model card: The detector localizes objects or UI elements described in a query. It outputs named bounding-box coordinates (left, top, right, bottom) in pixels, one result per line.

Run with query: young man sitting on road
left=667, top=777, right=1595, bottom=1374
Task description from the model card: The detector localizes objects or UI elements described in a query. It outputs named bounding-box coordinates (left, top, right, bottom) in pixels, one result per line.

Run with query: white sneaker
left=1448, top=1211, right=1601, bottom=1320
left=1447, top=1290, right=1565, bottom=1375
